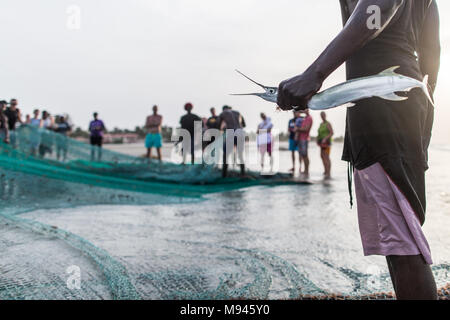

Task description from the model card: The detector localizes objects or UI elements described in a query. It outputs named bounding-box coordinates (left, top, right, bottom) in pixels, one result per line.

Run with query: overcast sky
left=1, top=0, right=449, bottom=143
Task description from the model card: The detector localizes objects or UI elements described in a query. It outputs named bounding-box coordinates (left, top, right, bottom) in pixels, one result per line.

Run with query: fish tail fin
left=422, top=75, right=435, bottom=107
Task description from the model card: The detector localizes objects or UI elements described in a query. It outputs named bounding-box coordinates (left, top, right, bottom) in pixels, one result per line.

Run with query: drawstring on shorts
left=347, top=162, right=354, bottom=208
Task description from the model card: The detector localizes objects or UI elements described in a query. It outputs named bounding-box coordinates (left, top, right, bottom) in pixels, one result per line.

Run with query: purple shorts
left=354, top=163, right=432, bottom=265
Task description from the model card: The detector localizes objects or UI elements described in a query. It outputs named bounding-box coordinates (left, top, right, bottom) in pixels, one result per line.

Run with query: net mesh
left=1, top=125, right=305, bottom=197
left=1, top=125, right=449, bottom=300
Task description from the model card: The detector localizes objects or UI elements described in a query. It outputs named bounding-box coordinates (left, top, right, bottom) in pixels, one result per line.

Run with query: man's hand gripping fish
left=232, top=67, right=434, bottom=110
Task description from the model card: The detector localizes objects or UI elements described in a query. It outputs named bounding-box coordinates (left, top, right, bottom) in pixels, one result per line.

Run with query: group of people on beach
left=0, top=98, right=110, bottom=162
left=287, top=109, right=333, bottom=180
left=2, top=97, right=334, bottom=178
left=144, top=101, right=334, bottom=179
left=145, top=103, right=248, bottom=178
left=0, top=99, right=75, bottom=160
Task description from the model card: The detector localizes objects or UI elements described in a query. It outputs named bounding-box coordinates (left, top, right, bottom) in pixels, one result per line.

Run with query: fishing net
left=1, top=125, right=303, bottom=197
left=1, top=125, right=449, bottom=300
left=0, top=125, right=315, bottom=300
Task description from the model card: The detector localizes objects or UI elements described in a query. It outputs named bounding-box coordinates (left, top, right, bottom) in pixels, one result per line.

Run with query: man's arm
left=418, top=0, right=440, bottom=97
left=218, top=115, right=227, bottom=131
left=240, top=115, right=246, bottom=128
left=3, top=117, right=10, bottom=143
left=17, top=109, right=23, bottom=123
left=220, top=120, right=226, bottom=131
left=278, top=0, right=404, bottom=110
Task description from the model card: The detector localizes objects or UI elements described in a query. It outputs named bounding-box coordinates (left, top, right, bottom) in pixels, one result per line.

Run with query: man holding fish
left=277, top=0, right=440, bottom=300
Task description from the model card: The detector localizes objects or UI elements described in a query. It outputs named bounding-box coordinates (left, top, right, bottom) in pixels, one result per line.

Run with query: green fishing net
left=0, top=125, right=312, bottom=300
left=1, top=125, right=302, bottom=197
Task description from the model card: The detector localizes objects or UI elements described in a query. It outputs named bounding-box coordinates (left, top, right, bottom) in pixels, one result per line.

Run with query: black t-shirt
left=218, top=110, right=245, bottom=130
left=4, top=108, right=19, bottom=130
left=339, top=0, right=434, bottom=224
left=55, top=122, right=71, bottom=135
left=180, top=113, right=202, bottom=138
left=206, top=116, right=220, bottom=130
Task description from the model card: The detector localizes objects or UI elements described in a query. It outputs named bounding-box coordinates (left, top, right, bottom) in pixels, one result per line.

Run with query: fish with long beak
left=231, top=67, right=434, bottom=110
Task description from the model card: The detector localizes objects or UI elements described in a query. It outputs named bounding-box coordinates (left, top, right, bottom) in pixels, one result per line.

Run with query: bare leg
left=182, top=147, right=187, bottom=165
left=240, top=164, right=245, bottom=177
left=386, top=255, right=437, bottom=300
left=156, top=148, right=162, bottom=162
left=260, top=151, right=265, bottom=170
left=290, top=151, right=295, bottom=172
left=190, top=139, right=195, bottom=164
left=298, top=152, right=303, bottom=174
left=269, top=153, right=273, bottom=172
left=147, top=148, right=152, bottom=159
left=326, top=153, right=331, bottom=177
left=303, top=156, right=310, bottom=176
left=322, top=149, right=331, bottom=178
left=222, top=144, right=228, bottom=177
left=320, top=149, right=326, bottom=175
left=222, top=164, right=228, bottom=178
left=386, top=256, right=397, bottom=294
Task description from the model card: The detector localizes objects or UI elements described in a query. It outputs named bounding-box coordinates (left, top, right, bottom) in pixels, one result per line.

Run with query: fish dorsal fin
left=379, top=66, right=400, bottom=75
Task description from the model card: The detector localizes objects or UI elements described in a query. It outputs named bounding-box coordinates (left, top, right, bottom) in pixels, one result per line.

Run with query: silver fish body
left=233, top=67, right=434, bottom=110
left=307, top=66, right=433, bottom=110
